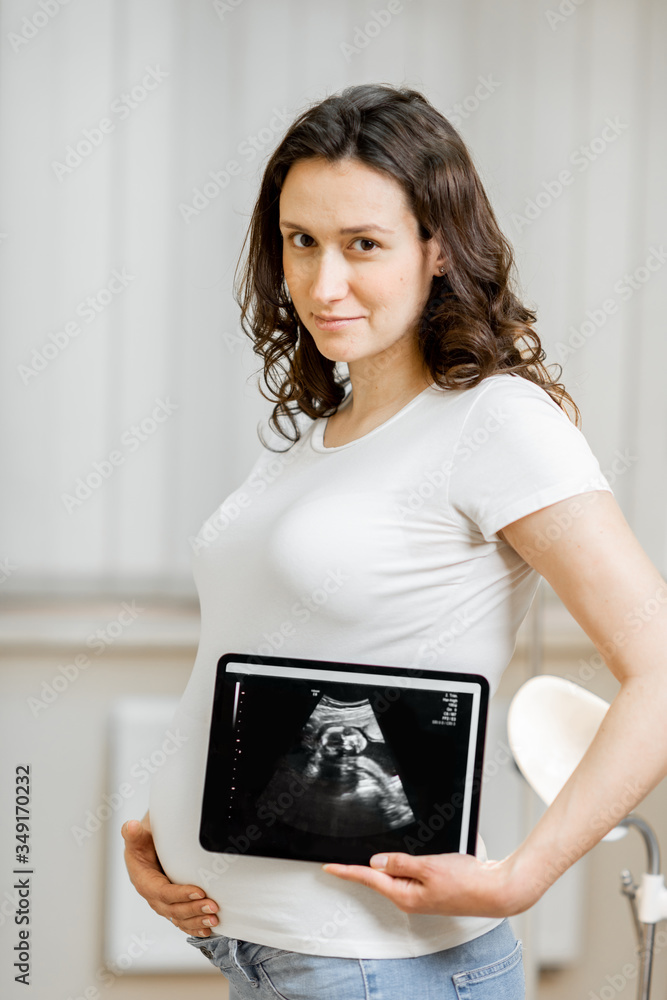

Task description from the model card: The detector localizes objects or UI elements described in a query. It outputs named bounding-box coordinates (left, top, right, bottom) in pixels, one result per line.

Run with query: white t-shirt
left=148, top=371, right=613, bottom=959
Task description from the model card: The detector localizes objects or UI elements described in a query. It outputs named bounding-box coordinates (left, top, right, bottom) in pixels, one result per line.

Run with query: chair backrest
left=507, top=675, right=628, bottom=842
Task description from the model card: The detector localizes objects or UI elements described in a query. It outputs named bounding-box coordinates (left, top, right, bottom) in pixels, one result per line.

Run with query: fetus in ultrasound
left=254, top=694, right=416, bottom=837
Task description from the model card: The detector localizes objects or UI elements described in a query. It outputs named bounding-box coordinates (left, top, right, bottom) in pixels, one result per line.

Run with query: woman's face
left=278, top=156, right=443, bottom=370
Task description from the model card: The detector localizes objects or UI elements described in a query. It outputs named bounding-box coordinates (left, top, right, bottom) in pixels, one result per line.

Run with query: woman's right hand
left=121, top=817, right=220, bottom=937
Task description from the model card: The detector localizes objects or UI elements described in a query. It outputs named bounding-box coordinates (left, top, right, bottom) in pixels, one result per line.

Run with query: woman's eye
left=288, top=234, right=378, bottom=252
left=352, top=238, right=378, bottom=252
left=291, top=233, right=315, bottom=248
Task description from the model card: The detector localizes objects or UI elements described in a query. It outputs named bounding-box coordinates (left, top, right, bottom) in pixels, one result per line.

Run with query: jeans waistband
left=229, top=937, right=259, bottom=985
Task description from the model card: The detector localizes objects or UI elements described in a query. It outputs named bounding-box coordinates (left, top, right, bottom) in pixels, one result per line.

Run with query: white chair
left=507, top=675, right=667, bottom=1000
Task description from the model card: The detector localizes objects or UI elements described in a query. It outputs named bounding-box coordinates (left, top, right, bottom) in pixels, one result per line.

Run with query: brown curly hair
left=233, top=82, right=580, bottom=451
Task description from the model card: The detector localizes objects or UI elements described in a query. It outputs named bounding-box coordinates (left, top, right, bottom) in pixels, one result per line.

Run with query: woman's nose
left=309, top=253, right=349, bottom=302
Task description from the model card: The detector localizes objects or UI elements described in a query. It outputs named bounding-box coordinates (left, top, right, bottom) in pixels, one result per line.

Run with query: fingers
left=322, top=862, right=386, bottom=886
left=121, top=819, right=220, bottom=934
left=121, top=819, right=144, bottom=840
left=121, top=819, right=154, bottom=851
left=121, top=820, right=169, bottom=881
left=165, top=897, right=220, bottom=935
left=369, top=852, right=428, bottom=879
left=322, top=862, right=405, bottom=898
left=149, top=881, right=221, bottom=934
left=322, top=853, right=429, bottom=910
left=140, top=870, right=220, bottom=917
left=121, top=820, right=155, bottom=861
left=324, top=852, right=426, bottom=882
left=156, top=880, right=209, bottom=906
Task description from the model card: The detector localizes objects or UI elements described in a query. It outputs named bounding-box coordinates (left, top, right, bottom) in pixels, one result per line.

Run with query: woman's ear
left=433, top=241, right=448, bottom=276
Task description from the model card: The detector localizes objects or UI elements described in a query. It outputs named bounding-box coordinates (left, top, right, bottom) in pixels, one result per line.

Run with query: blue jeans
left=186, top=917, right=524, bottom=999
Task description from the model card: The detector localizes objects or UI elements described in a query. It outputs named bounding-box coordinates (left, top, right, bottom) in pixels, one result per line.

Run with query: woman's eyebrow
left=279, top=220, right=395, bottom=235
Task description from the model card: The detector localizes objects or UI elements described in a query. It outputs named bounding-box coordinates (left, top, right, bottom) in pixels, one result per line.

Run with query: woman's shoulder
left=445, top=371, right=571, bottom=427
left=425, top=372, right=569, bottom=436
left=464, top=371, right=562, bottom=402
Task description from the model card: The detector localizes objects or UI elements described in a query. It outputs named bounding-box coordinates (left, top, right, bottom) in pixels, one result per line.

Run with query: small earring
left=439, top=266, right=446, bottom=274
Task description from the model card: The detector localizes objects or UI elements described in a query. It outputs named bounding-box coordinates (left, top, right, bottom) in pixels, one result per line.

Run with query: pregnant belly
left=147, top=704, right=369, bottom=940
left=147, top=700, right=225, bottom=885
left=147, top=703, right=321, bottom=899
left=146, top=700, right=495, bottom=956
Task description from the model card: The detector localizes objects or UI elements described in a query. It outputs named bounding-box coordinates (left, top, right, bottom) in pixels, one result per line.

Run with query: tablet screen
left=199, top=653, right=489, bottom=865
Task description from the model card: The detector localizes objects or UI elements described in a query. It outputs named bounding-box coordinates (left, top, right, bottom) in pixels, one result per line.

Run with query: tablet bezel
left=199, top=651, right=489, bottom=864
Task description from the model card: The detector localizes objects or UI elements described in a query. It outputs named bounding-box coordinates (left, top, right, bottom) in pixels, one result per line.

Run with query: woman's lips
left=313, top=315, right=365, bottom=331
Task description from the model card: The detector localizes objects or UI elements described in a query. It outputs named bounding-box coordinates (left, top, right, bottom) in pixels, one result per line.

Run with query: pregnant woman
left=122, top=83, right=667, bottom=999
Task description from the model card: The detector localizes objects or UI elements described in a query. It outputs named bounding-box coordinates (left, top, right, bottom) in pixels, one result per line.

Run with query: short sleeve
left=446, top=375, right=614, bottom=543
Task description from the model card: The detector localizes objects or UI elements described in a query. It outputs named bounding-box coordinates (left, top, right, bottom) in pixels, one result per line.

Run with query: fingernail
left=202, top=904, right=215, bottom=913
left=202, top=918, right=213, bottom=927
left=370, top=854, right=388, bottom=869
left=188, top=893, right=204, bottom=900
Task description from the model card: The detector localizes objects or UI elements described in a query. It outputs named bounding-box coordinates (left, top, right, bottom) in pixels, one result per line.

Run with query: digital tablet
left=199, top=652, right=489, bottom=865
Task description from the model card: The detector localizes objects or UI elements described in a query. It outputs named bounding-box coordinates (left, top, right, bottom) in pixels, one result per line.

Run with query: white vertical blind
left=1, top=0, right=665, bottom=597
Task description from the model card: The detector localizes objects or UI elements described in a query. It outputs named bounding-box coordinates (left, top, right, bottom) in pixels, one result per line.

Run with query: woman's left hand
left=322, top=851, right=533, bottom=918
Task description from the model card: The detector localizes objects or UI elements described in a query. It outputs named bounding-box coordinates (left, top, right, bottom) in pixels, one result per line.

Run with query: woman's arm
left=122, top=810, right=220, bottom=935
left=323, top=490, right=667, bottom=916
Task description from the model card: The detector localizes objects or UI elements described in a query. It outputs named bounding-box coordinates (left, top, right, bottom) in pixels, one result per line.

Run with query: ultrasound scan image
left=254, top=694, right=416, bottom=837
